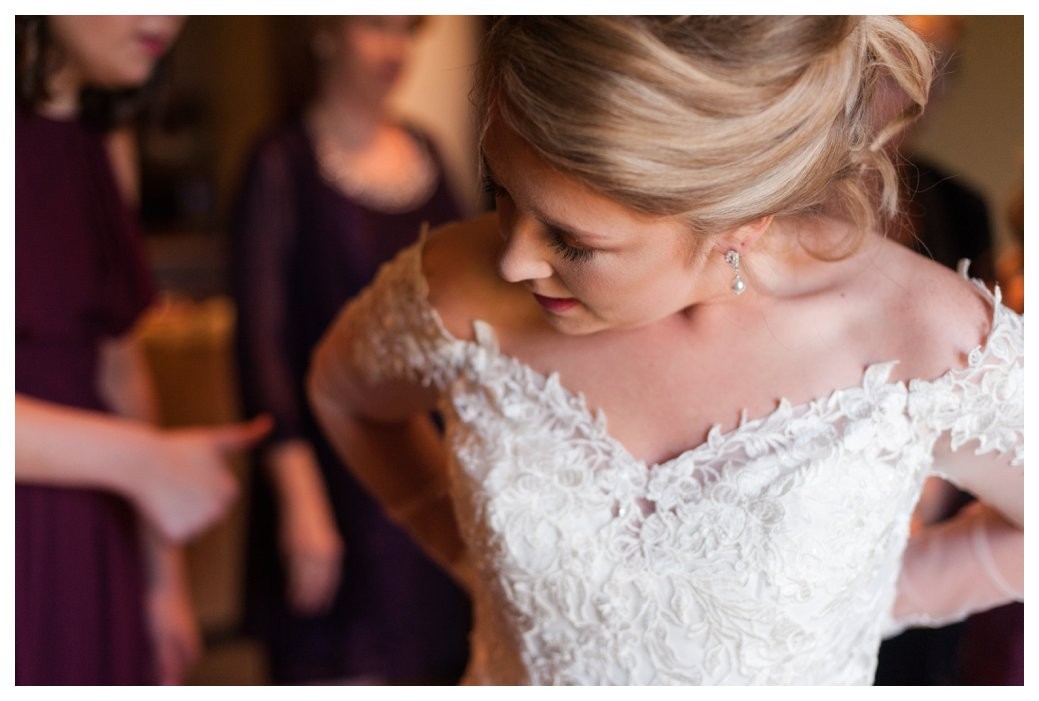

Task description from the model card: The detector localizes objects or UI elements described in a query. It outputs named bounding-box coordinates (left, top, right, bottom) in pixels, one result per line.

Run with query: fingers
left=156, top=627, right=201, bottom=685
left=155, top=635, right=178, bottom=685
left=288, top=554, right=342, bottom=615
left=148, top=596, right=202, bottom=685
left=142, top=419, right=270, bottom=545
left=284, top=534, right=344, bottom=614
left=208, top=414, right=273, bottom=454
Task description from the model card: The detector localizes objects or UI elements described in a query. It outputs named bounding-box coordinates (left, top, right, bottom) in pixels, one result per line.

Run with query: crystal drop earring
left=724, top=250, right=746, bottom=296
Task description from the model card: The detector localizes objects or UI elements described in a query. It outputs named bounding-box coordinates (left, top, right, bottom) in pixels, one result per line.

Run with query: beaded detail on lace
left=339, top=240, right=1024, bottom=685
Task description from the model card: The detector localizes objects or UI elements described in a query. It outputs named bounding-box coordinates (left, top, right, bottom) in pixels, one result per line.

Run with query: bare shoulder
left=422, top=212, right=522, bottom=342
left=855, top=239, right=995, bottom=381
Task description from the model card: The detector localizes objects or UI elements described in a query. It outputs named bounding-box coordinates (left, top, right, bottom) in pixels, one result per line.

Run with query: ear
left=723, top=215, right=774, bottom=252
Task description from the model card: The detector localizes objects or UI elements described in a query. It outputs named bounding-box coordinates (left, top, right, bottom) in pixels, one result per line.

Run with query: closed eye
left=482, top=174, right=508, bottom=200
left=482, top=156, right=596, bottom=263
left=548, top=227, right=595, bottom=263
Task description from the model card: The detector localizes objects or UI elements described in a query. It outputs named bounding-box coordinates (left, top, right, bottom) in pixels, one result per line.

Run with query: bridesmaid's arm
left=264, top=440, right=344, bottom=614
left=16, top=358, right=268, bottom=542
left=138, top=525, right=201, bottom=685
left=97, top=329, right=158, bottom=423
left=228, top=140, right=345, bottom=615
left=15, top=393, right=160, bottom=493
left=98, top=331, right=201, bottom=685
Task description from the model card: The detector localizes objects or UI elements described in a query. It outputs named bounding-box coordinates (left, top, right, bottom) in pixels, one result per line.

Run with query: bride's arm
left=306, top=220, right=499, bottom=589
left=306, top=230, right=474, bottom=588
left=882, top=268, right=1025, bottom=636
left=307, top=344, right=470, bottom=587
left=888, top=416, right=1023, bottom=634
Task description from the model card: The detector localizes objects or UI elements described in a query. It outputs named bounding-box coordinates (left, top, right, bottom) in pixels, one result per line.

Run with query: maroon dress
left=230, top=119, right=471, bottom=683
left=16, top=109, right=157, bottom=684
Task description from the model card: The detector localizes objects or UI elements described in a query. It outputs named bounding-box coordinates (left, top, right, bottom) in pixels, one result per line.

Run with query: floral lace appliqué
left=337, top=241, right=1024, bottom=685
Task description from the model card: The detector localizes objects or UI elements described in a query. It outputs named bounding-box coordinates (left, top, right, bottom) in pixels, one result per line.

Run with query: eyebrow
left=481, top=152, right=611, bottom=245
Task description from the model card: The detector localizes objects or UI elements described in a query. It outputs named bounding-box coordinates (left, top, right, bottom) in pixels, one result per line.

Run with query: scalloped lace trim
left=341, top=240, right=1024, bottom=684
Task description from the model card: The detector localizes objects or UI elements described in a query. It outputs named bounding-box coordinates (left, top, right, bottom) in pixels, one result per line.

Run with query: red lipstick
left=138, top=34, right=170, bottom=58
left=533, top=293, right=579, bottom=313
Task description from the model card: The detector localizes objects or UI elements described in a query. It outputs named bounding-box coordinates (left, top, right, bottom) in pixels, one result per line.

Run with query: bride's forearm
left=388, top=485, right=472, bottom=589
left=309, top=388, right=468, bottom=585
left=890, top=500, right=1022, bottom=633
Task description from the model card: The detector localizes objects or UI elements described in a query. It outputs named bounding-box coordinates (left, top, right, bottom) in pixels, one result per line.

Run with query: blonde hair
left=475, top=16, right=934, bottom=258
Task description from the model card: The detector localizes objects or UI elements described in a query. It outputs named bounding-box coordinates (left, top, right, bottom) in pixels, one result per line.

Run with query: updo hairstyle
left=475, top=16, right=934, bottom=259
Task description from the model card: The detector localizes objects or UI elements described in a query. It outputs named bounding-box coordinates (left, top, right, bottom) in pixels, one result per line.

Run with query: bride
left=308, top=16, right=1023, bottom=684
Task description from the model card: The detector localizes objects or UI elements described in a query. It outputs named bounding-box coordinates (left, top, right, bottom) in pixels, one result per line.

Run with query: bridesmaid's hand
left=280, top=486, right=345, bottom=615
left=145, top=566, right=201, bottom=685
left=267, top=440, right=345, bottom=615
left=134, top=415, right=272, bottom=543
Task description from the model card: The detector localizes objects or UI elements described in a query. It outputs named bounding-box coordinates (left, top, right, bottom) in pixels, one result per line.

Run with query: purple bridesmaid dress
left=16, top=109, right=157, bottom=684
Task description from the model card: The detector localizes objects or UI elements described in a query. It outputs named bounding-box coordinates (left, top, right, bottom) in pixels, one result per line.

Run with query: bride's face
left=483, top=121, right=728, bottom=336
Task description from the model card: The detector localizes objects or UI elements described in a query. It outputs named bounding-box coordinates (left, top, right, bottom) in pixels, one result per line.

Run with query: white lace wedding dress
left=333, top=238, right=1024, bottom=685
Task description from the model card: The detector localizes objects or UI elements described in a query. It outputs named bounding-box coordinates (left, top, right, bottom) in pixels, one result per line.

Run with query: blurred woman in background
left=15, top=15, right=269, bottom=685
left=230, top=16, right=470, bottom=684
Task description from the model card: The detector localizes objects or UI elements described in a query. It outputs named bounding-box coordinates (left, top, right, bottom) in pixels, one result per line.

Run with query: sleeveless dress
left=328, top=236, right=1023, bottom=685
left=230, top=119, right=471, bottom=683
left=16, top=109, right=157, bottom=684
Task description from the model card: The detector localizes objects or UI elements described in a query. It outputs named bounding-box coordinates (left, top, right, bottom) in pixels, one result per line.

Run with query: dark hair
left=15, top=16, right=54, bottom=108
left=271, top=16, right=327, bottom=120
left=15, top=15, right=173, bottom=131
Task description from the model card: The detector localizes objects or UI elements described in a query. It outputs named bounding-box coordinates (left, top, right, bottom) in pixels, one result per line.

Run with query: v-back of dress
left=325, top=235, right=1023, bottom=685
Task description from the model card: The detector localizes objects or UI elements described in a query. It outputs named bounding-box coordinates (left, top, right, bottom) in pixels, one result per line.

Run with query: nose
left=497, top=216, right=555, bottom=284
left=142, top=15, right=185, bottom=39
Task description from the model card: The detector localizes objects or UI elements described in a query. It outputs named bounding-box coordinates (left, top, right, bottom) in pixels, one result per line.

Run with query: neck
left=38, top=61, right=81, bottom=119
left=311, top=77, right=387, bottom=149
left=743, top=216, right=881, bottom=300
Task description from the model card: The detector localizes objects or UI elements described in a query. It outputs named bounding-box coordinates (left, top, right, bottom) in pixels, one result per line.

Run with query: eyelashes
left=548, top=230, right=595, bottom=263
left=482, top=174, right=508, bottom=199
left=483, top=174, right=596, bottom=264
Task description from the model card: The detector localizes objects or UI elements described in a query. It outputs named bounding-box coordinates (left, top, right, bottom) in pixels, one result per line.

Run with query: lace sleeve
left=887, top=280, right=1023, bottom=636
left=907, top=282, right=1024, bottom=471
left=318, top=229, right=464, bottom=395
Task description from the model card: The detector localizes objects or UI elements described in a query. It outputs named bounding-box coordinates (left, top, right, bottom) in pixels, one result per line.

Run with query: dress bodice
left=333, top=235, right=1023, bottom=685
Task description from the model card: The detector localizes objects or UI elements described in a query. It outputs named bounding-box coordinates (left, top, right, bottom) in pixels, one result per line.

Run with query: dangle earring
left=724, top=250, right=746, bottom=296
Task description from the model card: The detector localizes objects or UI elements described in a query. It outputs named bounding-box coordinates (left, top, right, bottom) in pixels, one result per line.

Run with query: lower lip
left=533, top=294, right=579, bottom=313
left=138, top=36, right=169, bottom=58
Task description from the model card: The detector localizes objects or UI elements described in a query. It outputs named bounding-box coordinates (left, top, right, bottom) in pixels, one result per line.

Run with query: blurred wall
left=390, top=15, right=484, bottom=216
left=910, top=15, right=1024, bottom=252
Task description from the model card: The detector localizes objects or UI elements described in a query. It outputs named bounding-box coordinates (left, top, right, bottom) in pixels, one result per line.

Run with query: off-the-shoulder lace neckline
left=409, top=238, right=1012, bottom=470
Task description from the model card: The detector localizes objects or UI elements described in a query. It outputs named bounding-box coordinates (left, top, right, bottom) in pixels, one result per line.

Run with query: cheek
left=582, top=253, right=697, bottom=320
left=559, top=261, right=647, bottom=311
left=349, top=31, right=392, bottom=70
left=79, top=27, right=151, bottom=85
left=85, top=51, right=152, bottom=87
